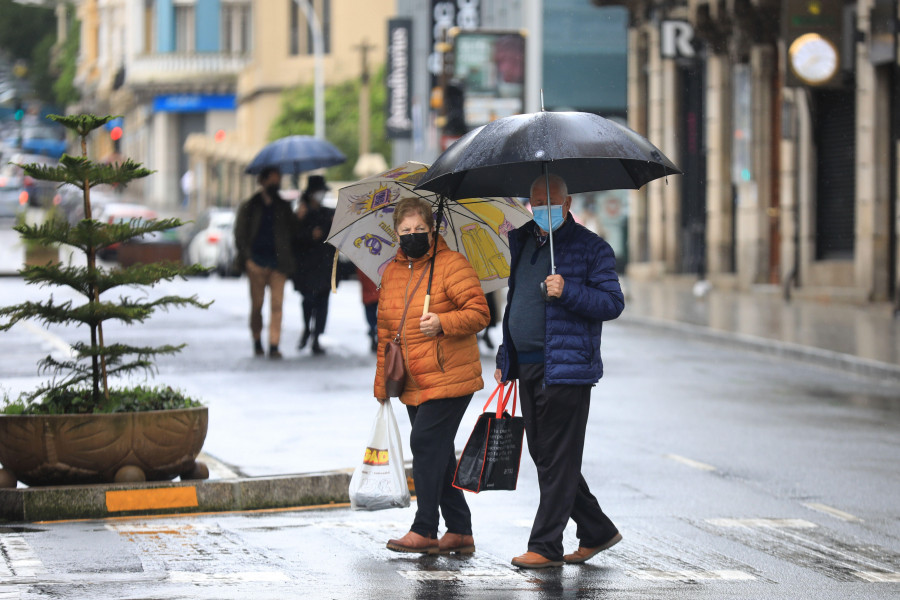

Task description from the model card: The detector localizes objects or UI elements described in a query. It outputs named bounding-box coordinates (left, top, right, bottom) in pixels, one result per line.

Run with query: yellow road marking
left=802, top=502, right=863, bottom=522
left=665, top=454, right=716, bottom=471
left=106, top=487, right=199, bottom=512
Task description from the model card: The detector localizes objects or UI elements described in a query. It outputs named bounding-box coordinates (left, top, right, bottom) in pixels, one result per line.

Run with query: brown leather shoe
left=511, top=551, right=563, bottom=569
left=386, top=531, right=438, bottom=554
left=436, top=532, right=475, bottom=555
left=563, top=532, right=622, bottom=564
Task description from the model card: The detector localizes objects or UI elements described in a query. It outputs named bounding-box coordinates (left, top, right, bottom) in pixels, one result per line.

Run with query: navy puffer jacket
left=496, top=215, right=624, bottom=385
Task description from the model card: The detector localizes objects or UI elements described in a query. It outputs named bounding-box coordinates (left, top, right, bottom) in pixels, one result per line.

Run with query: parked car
left=214, top=215, right=240, bottom=277
left=0, top=153, right=58, bottom=209
left=94, top=202, right=158, bottom=261
left=0, top=173, right=27, bottom=218
left=184, top=207, right=235, bottom=275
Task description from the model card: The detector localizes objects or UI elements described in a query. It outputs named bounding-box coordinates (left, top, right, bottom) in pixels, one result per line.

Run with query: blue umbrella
left=245, top=135, right=346, bottom=175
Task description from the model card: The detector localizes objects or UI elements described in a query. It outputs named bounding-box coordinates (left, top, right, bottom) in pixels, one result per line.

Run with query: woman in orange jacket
left=374, top=197, right=490, bottom=555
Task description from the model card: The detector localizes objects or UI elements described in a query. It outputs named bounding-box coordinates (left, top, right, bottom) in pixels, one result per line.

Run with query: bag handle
left=393, top=266, right=429, bottom=343
left=482, top=381, right=518, bottom=418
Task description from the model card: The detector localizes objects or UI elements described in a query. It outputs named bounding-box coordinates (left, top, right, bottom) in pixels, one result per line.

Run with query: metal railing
left=129, top=53, right=251, bottom=82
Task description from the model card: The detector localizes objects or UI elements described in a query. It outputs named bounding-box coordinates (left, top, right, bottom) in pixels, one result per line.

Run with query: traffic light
left=443, top=81, right=467, bottom=137
left=110, top=126, right=123, bottom=141
left=14, top=100, right=23, bottom=121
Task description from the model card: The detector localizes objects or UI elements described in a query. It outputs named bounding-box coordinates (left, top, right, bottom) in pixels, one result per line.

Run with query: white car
left=184, top=208, right=235, bottom=272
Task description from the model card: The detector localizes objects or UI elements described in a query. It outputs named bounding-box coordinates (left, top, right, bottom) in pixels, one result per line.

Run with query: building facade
left=617, top=0, right=899, bottom=306
left=73, top=0, right=252, bottom=210
left=72, top=0, right=394, bottom=213
left=185, top=0, right=395, bottom=211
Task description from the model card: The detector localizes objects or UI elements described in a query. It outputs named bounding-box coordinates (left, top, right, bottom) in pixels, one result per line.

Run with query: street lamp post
left=294, top=0, right=325, bottom=140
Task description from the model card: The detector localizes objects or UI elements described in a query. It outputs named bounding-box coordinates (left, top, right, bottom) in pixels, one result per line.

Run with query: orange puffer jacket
left=374, top=235, right=490, bottom=406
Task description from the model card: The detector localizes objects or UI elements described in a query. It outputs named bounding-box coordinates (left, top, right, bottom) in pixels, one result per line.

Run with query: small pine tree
left=0, top=115, right=211, bottom=414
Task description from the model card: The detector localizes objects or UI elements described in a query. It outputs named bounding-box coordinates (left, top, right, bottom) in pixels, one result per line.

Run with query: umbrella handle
left=423, top=294, right=431, bottom=314
left=540, top=281, right=555, bottom=303
left=331, top=251, right=339, bottom=294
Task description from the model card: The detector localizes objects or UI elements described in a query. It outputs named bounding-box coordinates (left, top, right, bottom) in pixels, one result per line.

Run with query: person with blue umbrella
left=234, top=167, right=297, bottom=359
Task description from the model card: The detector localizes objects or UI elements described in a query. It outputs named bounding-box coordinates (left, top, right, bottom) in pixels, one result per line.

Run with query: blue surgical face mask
left=532, top=204, right=565, bottom=232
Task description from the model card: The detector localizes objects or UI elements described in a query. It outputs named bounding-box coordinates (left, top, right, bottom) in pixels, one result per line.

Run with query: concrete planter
left=0, top=406, right=208, bottom=487
left=24, top=245, right=60, bottom=267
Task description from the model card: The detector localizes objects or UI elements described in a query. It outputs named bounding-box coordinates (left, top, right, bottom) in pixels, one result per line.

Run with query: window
left=222, top=1, right=252, bottom=55
left=289, top=0, right=330, bottom=56
left=143, top=0, right=155, bottom=53
left=174, top=1, right=195, bottom=53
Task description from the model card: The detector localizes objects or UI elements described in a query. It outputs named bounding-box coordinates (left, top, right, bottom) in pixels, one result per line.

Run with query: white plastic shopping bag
left=348, top=399, right=411, bottom=511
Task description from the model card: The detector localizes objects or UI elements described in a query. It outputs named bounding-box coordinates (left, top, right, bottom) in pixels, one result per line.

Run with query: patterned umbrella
left=326, top=161, right=532, bottom=294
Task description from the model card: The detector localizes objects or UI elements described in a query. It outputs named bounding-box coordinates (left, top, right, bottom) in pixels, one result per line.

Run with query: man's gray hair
left=530, top=173, right=568, bottom=197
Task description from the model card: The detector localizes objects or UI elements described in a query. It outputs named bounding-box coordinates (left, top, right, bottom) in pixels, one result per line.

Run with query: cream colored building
left=71, top=0, right=394, bottom=213
left=186, top=0, right=395, bottom=212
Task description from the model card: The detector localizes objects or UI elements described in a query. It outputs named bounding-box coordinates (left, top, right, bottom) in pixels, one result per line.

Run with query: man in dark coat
left=495, top=173, right=625, bottom=569
left=293, top=175, right=335, bottom=355
left=234, top=167, right=297, bottom=359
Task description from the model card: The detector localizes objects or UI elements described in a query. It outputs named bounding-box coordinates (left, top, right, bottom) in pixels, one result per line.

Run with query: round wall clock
left=789, top=33, right=839, bottom=85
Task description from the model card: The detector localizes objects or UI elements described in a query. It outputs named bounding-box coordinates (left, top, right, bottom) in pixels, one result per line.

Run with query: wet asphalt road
left=1, top=276, right=899, bottom=599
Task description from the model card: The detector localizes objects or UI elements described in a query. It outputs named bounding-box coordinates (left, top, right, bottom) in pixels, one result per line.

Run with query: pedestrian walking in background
left=293, top=175, right=335, bottom=355
left=180, top=169, right=194, bottom=209
left=373, top=197, right=490, bottom=555
left=495, top=173, right=625, bottom=569
left=234, top=166, right=297, bottom=359
left=358, top=268, right=379, bottom=353
left=481, top=289, right=500, bottom=350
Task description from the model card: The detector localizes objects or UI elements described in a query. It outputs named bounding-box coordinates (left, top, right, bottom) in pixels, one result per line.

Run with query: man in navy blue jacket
left=495, top=173, right=625, bottom=569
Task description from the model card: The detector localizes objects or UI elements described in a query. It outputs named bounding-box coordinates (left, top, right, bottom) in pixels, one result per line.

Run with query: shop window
left=289, top=0, right=331, bottom=56
left=174, top=1, right=196, bottom=53
left=222, top=1, right=252, bottom=55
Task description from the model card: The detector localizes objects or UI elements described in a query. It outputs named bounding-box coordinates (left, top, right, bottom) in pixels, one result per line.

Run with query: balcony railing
left=128, top=53, right=252, bottom=84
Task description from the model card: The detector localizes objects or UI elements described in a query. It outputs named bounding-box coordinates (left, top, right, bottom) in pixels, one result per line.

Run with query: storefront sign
left=661, top=20, right=696, bottom=59
left=451, top=30, right=525, bottom=128
left=429, top=0, right=481, bottom=87
left=386, top=18, right=413, bottom=139
left=152, top=94, right=236, bottom=113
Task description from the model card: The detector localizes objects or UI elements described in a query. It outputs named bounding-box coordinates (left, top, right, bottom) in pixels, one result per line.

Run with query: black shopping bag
left=453, top=382, right=524, bottom=493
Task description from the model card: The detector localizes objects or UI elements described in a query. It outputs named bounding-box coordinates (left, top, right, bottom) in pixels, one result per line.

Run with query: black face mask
left=399, top=232, right=431, bottom=259
left=265, top=184, right=281, bottom=198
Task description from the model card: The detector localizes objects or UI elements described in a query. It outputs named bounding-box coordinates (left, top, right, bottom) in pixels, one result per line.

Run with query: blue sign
left=104, top=117, right=124, bottom=131
left=153, top=94, right=236, bottom=113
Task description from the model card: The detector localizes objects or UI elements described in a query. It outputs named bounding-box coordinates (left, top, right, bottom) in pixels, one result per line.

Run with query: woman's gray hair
left=393, top=197, right=435, bottom=231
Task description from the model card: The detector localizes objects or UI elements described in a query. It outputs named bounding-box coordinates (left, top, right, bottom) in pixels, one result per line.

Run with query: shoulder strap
left=394, top=266, right=429, bottom=342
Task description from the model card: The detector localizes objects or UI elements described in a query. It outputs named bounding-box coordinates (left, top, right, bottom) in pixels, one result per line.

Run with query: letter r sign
left=661, top=20, right=696, bottom=59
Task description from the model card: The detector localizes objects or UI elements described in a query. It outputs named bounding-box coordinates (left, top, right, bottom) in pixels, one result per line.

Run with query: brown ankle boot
left=386, top=531, right=438, bottom=554
left=437, top=532, right=475, bottom=555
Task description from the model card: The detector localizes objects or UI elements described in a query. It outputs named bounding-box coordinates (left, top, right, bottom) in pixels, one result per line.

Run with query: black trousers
left=406, top=394, right=473, bottom=538
left=301, top=289, right=330, bottom=336
left=518, top=363, right=618, bottom=561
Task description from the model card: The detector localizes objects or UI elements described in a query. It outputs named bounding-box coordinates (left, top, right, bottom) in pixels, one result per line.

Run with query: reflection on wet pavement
left=623, top=278, right=900, bottom=367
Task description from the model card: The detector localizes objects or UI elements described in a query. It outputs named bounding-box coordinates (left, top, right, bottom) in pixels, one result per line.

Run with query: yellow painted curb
left=106, top=486, right=199, bottom=512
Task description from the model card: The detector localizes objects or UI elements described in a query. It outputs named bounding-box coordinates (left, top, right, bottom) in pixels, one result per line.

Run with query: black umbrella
left=415, top=111, right=681, bottom=199
left=415, top=110, right=681, bottom=280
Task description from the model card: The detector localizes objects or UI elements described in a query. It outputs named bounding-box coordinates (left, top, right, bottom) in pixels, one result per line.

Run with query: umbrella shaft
left=544, top=171, right=557, bottom=274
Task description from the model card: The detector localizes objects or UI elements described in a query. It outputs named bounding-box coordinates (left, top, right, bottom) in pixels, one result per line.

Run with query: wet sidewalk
left=620, top=277, right=900, bottom=382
